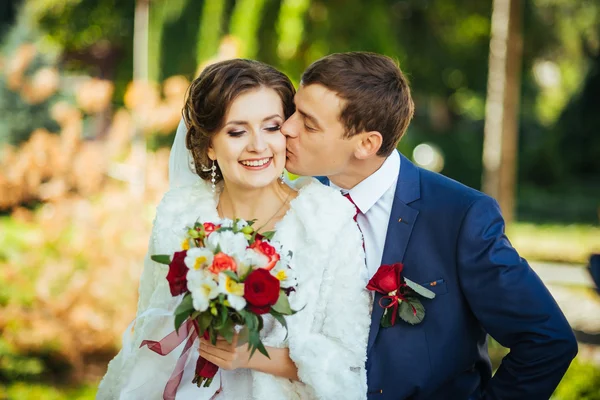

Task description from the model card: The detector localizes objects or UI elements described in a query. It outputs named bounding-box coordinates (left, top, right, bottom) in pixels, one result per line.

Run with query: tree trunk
left=131, top=0, right=150, bottom=198
left=482, top=0, right=523, bottom=224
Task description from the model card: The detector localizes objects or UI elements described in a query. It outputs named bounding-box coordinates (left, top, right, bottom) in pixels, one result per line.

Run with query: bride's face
left=208, top=87, right=286, bottom=190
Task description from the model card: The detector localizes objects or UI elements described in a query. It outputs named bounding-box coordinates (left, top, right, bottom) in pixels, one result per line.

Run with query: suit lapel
left=367, top=153, right=421, bottom=354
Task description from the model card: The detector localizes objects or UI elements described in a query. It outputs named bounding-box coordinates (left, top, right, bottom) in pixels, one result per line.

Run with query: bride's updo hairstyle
left=183, top=59, right=296, bottom=182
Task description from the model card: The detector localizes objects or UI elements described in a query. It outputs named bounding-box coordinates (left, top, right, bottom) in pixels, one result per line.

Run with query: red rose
left=208, top=252, right=237, bottom=274
left=194, top=354, right=219, bottom=386
left=249, top=239, right=281, bottom=271
left=367, top=263, right=403, bottom=294
left=203, top=222, right=219, bottom=235
left=244, top=268, right=280, bottom=314
left=166, top=250, right=189, bottom=296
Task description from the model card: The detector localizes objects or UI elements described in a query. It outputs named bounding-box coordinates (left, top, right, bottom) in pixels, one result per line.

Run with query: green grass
left=0, top=382, right=97, bottom=400
left=508, top=222, right=599, bottom=265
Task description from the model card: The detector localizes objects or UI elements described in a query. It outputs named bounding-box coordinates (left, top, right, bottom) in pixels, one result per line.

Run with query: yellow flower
left=181, top=239, right=190, bottom=250
left=194, top=256, right=208, bottom=270
left=275, top=270, right=287, bottom=281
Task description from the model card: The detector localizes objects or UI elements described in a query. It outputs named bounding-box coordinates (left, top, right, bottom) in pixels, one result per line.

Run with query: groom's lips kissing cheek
left=239, top=157, right=273, bottom=170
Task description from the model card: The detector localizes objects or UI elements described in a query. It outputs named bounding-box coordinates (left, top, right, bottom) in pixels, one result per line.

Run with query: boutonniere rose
left=367, top=263, right=436, bottom=326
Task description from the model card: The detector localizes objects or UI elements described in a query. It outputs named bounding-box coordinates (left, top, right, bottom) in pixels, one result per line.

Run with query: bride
left=97, top=59, right=370, bottom=400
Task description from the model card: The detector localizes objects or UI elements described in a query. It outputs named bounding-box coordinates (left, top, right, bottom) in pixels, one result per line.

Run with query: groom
left=281, top=52, right=577, bottom=400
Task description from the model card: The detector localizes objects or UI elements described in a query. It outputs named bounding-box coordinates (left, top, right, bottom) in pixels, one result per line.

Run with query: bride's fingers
left=200, top=340, right=234, bottom=360
left=200, top=341, right=235, bottom=356
left=204, top=337, right=236, bottom=351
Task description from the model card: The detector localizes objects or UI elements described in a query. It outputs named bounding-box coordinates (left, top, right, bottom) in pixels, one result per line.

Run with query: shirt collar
left=331, top=150, right=400, bottom=214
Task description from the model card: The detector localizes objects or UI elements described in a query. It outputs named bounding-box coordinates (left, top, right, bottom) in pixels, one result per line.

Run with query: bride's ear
left=354, top=131, right=383, bottom=160
left=207, top=146, right=216, bottom=161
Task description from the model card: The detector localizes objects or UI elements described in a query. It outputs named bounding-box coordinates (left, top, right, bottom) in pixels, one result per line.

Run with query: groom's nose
left=281, top=114, right=299, bottom=139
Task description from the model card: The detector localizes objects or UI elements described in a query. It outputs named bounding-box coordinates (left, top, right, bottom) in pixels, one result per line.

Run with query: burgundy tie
left=343, top=193, right=365, bottom=250
left=343, top=193, right=361, bottom=221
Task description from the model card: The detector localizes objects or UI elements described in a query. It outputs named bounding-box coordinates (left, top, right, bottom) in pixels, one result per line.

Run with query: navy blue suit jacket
left=319, top=152, right=577, bottom=400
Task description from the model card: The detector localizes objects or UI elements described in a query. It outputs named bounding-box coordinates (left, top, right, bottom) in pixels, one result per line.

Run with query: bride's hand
left=199, top=333, right=250, bottom=371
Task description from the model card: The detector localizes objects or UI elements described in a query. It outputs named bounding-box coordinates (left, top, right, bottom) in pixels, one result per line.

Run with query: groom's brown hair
left=301, top=52, right=414, bottom=156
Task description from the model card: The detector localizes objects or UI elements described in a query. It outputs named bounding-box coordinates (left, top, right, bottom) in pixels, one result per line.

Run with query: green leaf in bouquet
left=380, top=308, right=394, bottom=328
left=269, top=309, right=288, bottom=339
left=247, top=219, right=257, bottom=227
left=261, top=231, right=275, bottom=241
left=272, top=290, right=293, bottom=315
left=151, top=255, right=171, bottom=265
left=404, top=277, right=436, bottom=299
left=209, top=326, right=217, bottom=345
left=257, top=314, right=264, bottom=331
left=237, top=325, right=250, bottom=347
left=398, top=298, right=425, bottom=325
left=256, top=338, right=270, bottom=359
left=218, top=303, right=229, bottom=328
left=247, top=330, right=270, bottom=359
left=241, top=310, right=259, bottom=332
left=217, top=319, right=235, bottom=344
left=222, top=270, right=240, bottom=283
left=198, top=311, right=212, bottom=334
left=187, top=228, right=200, bottom=239
left=174, top=293, right=194, bottom=332
left=248, top=330, right=260, bottom=358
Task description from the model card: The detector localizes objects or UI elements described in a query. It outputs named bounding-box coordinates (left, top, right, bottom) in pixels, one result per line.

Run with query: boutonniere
left=366, top=263, right=435, bottom=327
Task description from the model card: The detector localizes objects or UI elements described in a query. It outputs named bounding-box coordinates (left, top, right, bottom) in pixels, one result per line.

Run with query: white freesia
left=218, top=218, right=234, bottom=228
left=270, top=261, right=296, bottom=288
left=218, top=273, right=246, bottom=311
left=239, top=248, right=269, bottom=269
left=187, top=270, right=219, bottom=312
left=206, top=230, right=248, bottom=259
left=184, top=248, right=214, bottom=271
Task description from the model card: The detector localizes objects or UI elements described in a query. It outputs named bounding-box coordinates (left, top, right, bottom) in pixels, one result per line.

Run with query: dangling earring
left=280, top=170, right=286, bottom=184
left=211, top=161, right=217, bottom=193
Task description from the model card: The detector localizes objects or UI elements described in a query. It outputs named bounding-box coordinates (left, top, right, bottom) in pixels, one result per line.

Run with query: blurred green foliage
left=3, top=0, right=593, bottom=214
left=0, top=9, right=60, bottom=145
left=553, top=358, right=600, bottom=400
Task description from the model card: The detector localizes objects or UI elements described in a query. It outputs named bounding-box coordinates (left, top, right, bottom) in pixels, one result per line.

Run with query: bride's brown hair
left=183, top=59, right=296, bottom=182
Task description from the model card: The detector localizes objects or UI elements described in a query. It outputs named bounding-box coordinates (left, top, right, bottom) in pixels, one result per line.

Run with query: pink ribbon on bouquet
left=140, top=318, right=198, bottom=399
left=140, top=319, right=222, bottom=400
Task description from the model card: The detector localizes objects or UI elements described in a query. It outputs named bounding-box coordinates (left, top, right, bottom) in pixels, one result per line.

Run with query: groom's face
left=282, top=84, right=356, bottom=177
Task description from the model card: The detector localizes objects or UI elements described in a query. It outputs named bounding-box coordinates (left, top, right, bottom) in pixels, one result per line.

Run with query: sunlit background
left=1, top=0, right=599, bottom=398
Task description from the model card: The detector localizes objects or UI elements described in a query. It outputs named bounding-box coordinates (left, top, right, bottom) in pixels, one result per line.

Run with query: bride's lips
left=239, top=157, right=272, bottom=170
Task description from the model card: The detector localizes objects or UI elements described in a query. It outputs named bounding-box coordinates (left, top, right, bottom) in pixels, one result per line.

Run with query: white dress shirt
left=331, top=150, right=400, bottom=279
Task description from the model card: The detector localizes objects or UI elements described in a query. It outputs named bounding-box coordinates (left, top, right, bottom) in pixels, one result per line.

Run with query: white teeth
left=241, top=158, right=270, bottom=167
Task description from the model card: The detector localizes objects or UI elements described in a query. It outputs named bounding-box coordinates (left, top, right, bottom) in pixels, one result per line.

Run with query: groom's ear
left=354, top=131, right=383, bottom=160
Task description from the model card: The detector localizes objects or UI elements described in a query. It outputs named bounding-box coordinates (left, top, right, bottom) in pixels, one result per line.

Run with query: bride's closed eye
left=264, top=125, right=281, bottom=132
left=227, top=130, right=245, bottom=137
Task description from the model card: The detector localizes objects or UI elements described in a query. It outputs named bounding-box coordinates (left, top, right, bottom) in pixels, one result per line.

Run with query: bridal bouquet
left=147, top=218, right=297, bottom=389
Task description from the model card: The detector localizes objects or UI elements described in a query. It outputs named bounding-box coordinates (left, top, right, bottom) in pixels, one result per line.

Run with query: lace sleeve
left=96, top=220, right=183, bottom=399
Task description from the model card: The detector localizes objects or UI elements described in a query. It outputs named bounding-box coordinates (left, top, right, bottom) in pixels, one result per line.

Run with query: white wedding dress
left=96, top=176, right=371, bottom=400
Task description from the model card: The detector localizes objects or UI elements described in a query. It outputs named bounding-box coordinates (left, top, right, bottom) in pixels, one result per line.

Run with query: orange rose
left=208, top=252, right=237, bottom=274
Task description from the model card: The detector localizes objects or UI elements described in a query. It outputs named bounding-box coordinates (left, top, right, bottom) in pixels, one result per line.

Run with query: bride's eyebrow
left=225, top=114, right=283, bottom=126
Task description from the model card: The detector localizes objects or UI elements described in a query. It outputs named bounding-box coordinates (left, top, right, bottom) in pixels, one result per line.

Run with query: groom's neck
left=328, top=156, right=386, bottom=190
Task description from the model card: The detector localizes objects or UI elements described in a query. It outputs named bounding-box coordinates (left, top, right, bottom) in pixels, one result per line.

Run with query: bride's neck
left=218, top=180, right=292, bottom=229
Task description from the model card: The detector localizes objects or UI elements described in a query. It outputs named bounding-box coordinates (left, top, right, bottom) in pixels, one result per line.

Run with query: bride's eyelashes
left=227, top=125, right=281, bottom=137
left=227, top=130, right=245, bottom=137
left=265, top=125, right=281, bottom=132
